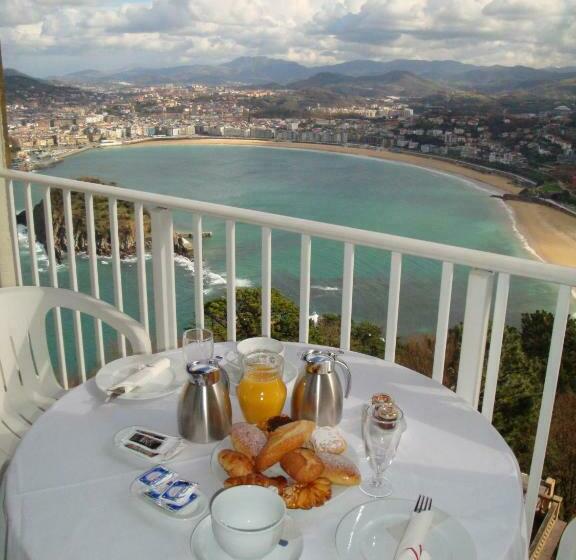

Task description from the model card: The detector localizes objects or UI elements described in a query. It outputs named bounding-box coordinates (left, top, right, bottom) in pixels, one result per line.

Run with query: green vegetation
left=205, top=287, right=576, bottom=517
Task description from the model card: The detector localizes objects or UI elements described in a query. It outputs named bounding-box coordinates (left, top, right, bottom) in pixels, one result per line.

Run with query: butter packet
left=157, top=479, right=199, bottom=512
left=137, top=466, right=175, bottom=499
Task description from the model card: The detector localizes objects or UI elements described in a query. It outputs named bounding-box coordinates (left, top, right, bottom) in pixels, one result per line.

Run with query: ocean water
left=14, top=144, right=558, bottom=381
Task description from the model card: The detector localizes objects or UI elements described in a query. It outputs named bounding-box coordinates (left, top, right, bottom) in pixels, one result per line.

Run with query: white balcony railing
left=2, top=167, right=576, bottom=535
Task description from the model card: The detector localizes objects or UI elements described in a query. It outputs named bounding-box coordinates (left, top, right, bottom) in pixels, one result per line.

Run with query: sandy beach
left=126, top=137, right=576, bottom=268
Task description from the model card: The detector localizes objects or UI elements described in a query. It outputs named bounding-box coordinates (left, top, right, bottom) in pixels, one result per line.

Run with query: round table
left=3, top=342, right=528, bottom=560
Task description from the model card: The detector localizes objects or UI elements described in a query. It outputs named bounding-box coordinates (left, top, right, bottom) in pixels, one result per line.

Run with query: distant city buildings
left=5, top=82, right=575, bottom=192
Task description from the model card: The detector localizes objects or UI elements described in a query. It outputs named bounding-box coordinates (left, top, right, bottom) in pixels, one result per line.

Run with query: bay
left=15, top=144, right=556, bottom=381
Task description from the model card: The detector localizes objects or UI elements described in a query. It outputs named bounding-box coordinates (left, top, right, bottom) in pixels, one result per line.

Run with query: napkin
left=108, top=358, right=171, bottom=394
left=394, top=510, right=434, bottom=560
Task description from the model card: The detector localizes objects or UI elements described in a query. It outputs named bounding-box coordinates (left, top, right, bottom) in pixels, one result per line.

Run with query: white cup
left=211, top=485, right=286, bottom=559
left=236, top=337, right=284, bottom=361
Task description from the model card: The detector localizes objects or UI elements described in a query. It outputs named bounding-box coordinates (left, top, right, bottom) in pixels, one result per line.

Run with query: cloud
left=1, top=0, right=575, bottom=76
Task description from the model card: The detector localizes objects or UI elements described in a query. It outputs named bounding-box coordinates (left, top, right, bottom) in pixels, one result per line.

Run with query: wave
left=501, top=204, right=543, bottom=262
left=311, top=285, right=340, bottom=292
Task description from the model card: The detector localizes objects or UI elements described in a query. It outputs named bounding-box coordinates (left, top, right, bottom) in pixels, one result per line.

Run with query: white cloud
left=1, top=0, right=575, bottom=75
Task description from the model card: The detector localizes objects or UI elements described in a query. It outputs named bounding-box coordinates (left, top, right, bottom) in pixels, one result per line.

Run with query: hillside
left=4, top=68, right=90, bottom=104
left=289, top=70, right=453, bottom=97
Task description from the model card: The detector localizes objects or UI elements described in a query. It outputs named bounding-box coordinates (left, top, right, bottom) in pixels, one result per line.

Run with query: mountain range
left=45, top=56, right=576, bottom=96
left=5, top=57, right=576, bottom=104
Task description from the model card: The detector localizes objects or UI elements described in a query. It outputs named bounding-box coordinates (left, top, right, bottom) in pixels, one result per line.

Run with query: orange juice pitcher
left=237, top=351, right=287, bottom=424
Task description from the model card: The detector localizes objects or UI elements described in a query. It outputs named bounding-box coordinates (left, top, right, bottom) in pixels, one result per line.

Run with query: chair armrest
left=42, top=288, right=152, bottom=355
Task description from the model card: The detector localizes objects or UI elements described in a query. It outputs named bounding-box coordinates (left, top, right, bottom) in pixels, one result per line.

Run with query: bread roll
left=318, top=451, right=361, bottom=486
left=255, top=420, right=316, bottom=472
left=224, top=473, right=287, bottom=493
left=230, top=422, right=267, bottom=458
left=218, top=449, right=254, bottom=477
left=281, top=477, right=332, bottom=509
left=258, top=415, right=293, bottom=434
left=311, top=426, right=347, bottom=454
left=280, top=448, right=324, bottom=483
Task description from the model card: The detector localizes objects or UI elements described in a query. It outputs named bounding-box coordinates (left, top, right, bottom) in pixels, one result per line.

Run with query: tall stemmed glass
left=182, top=328, right=214, bottom=366
left=361, top=403, right=403, bottom=498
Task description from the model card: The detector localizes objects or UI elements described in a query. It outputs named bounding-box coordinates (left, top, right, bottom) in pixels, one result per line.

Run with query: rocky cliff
left=16, top=177, right=193, bottom=263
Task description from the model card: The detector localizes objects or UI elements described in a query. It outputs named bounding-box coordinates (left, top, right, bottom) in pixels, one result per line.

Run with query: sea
left=13, top=144, right=559, bottom=381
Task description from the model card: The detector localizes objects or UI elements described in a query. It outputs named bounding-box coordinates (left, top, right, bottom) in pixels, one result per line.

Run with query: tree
left=489, top=326, right=542, bottom=470
left=204, top=288, right=386, bottom=358
left=204, top=288, right=299, bottom=342
left=520, top=311, right=576, bottom=392
left=546, top=393, right=576, bottom=518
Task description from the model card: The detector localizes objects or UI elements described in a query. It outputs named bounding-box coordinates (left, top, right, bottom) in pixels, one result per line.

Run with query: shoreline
left=125, top=137, right=576, bottom=268
left=84, top=137, right=573, bottom=269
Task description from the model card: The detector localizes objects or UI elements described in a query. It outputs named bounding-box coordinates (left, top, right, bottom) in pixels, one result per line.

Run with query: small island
left=16, top=176, right=198, bottom=263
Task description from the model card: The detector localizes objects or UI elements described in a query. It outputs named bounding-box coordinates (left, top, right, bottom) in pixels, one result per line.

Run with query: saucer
left=223, top=352, right=299, bottom=387
left=190, top=515, right=303, bottom=560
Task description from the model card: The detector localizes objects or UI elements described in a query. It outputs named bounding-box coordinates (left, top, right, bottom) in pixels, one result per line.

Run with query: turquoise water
left=14, top=145, right=557, bottom=380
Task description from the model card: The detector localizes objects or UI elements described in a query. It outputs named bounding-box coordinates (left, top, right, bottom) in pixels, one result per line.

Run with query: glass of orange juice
left=237, top=351, right=287, bottom=425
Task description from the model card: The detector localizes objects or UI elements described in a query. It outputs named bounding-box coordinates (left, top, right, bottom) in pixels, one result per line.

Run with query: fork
left=414, top=494, right=433, bottom=513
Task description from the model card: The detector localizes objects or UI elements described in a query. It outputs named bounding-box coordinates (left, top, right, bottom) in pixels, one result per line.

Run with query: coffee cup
left=211, top=485, right=286, bottom=559
left=235, top=337, right=284, bottom=362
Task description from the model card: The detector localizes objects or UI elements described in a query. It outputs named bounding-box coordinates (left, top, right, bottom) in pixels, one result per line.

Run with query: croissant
left=224, top=473, right=288, bottom=493
left=281, top=477, right=332, bottom=509
left=218, top=449, right=255, bottom=477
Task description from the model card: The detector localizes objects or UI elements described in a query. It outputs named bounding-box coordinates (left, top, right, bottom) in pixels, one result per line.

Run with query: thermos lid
left=302, top=349, right=336, bottom=363
left=186, top=359, right=223, bottom=386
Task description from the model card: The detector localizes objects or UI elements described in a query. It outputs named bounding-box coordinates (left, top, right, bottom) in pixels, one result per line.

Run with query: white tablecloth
left=3, top=342, right=528, bottom=560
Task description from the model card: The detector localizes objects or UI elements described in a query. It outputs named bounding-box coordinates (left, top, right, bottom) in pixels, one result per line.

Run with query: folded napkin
left=108, top=358, right=171, bottom=394
left=394, top=510, right=434, bottom=560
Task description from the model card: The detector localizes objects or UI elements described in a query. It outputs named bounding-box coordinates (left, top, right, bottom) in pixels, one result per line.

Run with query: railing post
left=150, top=207, right=177, bottom=351
left=456, top=269, right=494, bottom=408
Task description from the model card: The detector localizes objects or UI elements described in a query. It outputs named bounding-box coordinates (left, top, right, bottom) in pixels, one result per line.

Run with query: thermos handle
left=335, top=357, right=352, bottom=398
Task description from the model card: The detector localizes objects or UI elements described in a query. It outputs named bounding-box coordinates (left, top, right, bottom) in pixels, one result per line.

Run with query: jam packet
left=117, top=427, right=184, bottom=462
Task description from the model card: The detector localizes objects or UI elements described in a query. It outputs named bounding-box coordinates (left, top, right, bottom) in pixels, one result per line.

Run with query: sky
left=1, top=0, right=575, bottom=77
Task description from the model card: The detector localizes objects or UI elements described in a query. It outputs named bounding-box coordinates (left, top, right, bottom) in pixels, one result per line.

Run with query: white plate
left=95, top=354, right=186, bottom=400
left=222, top=352, right=299, bottom=386
left=335, top=499, right=477, bottom=560
left=190, top=515, right=303, bottom=560
left=211, top=436, right=360, bottom=503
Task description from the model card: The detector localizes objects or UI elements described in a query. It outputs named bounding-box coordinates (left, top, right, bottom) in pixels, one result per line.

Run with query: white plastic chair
left=557, top=518, right=576, bottom=560
left=0, top=286, right=152, bottom=466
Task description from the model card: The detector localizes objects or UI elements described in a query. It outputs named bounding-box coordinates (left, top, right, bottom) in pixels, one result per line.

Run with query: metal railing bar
left=261, top=227, right=272, bottom=337
left=63, top=189, right=86, bottom=382
left=5, top=179, right=22, bottom=286
left=23, top=182, right=39, bottom=286
left=85, top=193, right=105, bottom=368
left=340, top=243, right=355, bottom=351
left=432, top=262, right=454, bottom=383
left=225, top=221, right=236, bottom=342
left=299, top=235, right=311, bottom=344
left=108, top=198, right=126, bottom=357
left=525, top=284, right=572, bottom=536
left=192, top=214, right=204, bottom=329
left=3, top=169, right=574, bottom=286
left=134, top=202, right=149, bottom=333
left=385, top=252, right=402, bottom=362
left=42, top=186, right=68, bottom=387
left=481, top=273, right=510, bottom=422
